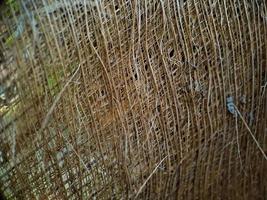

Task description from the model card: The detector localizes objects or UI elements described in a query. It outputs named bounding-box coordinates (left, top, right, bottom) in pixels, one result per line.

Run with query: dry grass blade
left=134, top=156, right=167, bottom=199
left=40, top=64, right=81, bottom=131
left=233, top=104, right=267, bottom=160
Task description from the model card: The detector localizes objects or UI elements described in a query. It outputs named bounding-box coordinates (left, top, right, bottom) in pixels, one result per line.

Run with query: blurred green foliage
left=4, top=0, right=20, bottom=46
left=5, top=0, right=19, bottom=11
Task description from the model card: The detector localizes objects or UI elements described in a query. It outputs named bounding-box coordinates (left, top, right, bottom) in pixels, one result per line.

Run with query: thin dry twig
left=40, top=64, right=80, bottom=131
left=134, top=156, right=167, bottom=199
left=233, top=104, right=267, bottom=160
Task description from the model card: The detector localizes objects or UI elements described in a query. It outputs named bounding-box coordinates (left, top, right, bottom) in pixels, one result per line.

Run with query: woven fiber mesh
left=0, top=0, right=267, bottom=199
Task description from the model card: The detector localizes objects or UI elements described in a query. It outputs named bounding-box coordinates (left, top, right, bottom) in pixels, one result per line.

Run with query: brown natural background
left=0, top=0, right=266, bottom=199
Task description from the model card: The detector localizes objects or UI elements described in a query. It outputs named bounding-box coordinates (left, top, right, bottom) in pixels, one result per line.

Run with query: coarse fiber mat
left=0, top=0, right=267, bottom=199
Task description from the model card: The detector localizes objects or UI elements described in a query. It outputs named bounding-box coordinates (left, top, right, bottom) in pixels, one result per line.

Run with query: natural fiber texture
left=0, top=0, right=267, bottom=199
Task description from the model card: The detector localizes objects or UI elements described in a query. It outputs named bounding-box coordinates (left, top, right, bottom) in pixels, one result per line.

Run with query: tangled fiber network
left=0, top=0, right=266, bottom=199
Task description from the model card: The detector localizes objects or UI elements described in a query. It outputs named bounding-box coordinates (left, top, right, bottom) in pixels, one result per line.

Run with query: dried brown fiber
left=0, top=0, right=267, bottom=199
